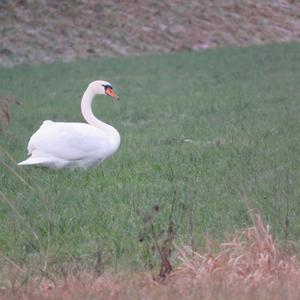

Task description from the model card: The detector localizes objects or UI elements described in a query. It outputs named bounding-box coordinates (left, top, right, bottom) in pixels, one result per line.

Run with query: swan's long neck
left=81, top=88, right=120, bottom=148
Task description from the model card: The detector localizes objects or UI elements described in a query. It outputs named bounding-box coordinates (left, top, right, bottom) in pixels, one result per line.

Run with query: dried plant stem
left=150, top=223, right=173, bottom=281
left=283, top=172, right=291, bottom=253
left=187, top=179, right=195, bottom=253
left=94, top=241, right=103, bottom=277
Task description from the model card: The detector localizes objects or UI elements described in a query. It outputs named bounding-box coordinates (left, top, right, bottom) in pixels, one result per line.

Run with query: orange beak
left=105, top=87, right=119, bottom=100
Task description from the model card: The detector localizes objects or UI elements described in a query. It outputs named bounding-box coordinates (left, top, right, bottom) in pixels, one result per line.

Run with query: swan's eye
left=102, top=84, right=112, bottom=90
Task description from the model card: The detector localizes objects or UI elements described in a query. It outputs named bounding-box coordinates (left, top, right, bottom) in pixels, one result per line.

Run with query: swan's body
left=18, top=80, right=120, bottom=169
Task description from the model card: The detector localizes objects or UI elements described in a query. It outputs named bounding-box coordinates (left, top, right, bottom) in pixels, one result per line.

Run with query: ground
left=1, top=0, right=300, bottom=67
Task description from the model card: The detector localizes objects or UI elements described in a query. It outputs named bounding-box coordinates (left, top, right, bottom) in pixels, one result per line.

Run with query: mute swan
left=18, top=80, right=120, bottom=169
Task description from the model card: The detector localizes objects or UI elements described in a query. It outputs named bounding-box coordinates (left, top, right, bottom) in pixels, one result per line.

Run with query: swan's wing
left=27, top=121, right=111, bottom=161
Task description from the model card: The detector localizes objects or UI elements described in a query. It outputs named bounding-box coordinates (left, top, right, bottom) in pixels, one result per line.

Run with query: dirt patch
left=1, top=0, right=300, bottom=67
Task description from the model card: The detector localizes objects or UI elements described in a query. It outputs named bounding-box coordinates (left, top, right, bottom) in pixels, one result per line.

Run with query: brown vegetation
left=0, top=96, right=19, bottom=132
left=2, top=211, right=300, bottom=300
left=1, top=0, right=300, bottom=67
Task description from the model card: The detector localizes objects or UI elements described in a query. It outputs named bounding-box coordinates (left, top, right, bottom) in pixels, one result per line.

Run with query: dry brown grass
left=1, top=0, right=300, bottom=67
left=169, top=212, right=300, bottom=299
left=0, top=96, right=19, bottom=132
left=1, top=211, right=300, bottom=299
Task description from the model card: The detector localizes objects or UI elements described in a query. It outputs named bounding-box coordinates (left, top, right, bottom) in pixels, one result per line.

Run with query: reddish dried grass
left=169, top=212, right=300, bottom=299
left=2, top=212, right=300, bottom=300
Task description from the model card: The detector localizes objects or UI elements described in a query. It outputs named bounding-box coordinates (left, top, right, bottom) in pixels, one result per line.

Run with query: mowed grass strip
left=0, top=43, right=299, bottom=271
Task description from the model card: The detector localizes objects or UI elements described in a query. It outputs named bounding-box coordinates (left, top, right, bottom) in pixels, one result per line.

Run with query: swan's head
left=88, top=80, right=119, bottom=100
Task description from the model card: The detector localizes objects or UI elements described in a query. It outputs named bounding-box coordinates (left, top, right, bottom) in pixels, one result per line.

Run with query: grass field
left=0, top=43, right=300, bottom=277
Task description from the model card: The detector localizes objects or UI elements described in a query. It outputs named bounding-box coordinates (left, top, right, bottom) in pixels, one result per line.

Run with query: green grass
left=0, top=43, right=300, bottom=272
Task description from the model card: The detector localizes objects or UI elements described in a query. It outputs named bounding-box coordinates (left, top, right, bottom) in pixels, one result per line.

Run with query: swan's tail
left=18, top=156, right=54, bottom=166
left=18, top=154, right=69, bottom=169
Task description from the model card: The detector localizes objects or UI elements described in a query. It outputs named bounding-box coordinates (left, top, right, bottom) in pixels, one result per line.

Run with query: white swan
left=18, top=80, right=121, bottom=169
